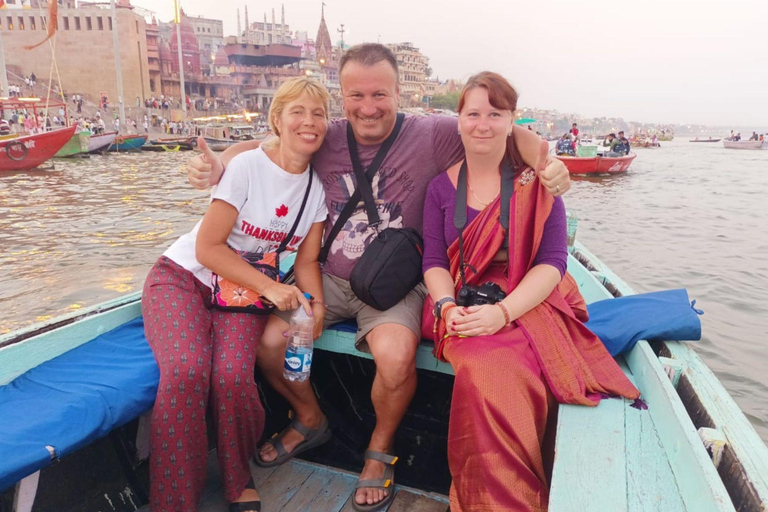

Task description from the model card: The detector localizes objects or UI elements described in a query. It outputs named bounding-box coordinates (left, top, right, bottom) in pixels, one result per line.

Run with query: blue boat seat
left=0, top=318, right=158, bottom=492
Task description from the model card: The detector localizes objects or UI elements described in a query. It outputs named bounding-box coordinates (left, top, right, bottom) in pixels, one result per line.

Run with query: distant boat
left=107, top=134, right=148, bottom=152
left=199, top=124, right=262, bottom=151
left=723, top=140, right=762, bottom=150
left=88, top=131, right=118, bottom=153
left=553, top=152, right=637, bottom=175
left=0, top=126, right=77, bottom=172
left=690, top=138, right=722, bottom=143
left=54, top=130, right=91, bottom=158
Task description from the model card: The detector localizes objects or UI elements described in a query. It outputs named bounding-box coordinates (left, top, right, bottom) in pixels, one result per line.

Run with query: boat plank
left=622, top=361, right=687, bottom=512
left=279, top=466, right=335, bottom=511
left=256, top=461, right=314, bottom=510
left=665, top=341, right=768, bottom=509
left=549, top=396, right=628, bottom=511
left=297, top=469, right=356, bottom=512
left=625, top=334, right=733, bottom=511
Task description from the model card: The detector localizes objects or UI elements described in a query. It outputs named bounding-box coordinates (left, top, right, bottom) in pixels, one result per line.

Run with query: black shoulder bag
left=319, top=113, right=424, bottom=311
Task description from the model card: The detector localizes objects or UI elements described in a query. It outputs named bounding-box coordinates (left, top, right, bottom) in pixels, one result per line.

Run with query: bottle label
left=284, top=350, right=312, bottom=373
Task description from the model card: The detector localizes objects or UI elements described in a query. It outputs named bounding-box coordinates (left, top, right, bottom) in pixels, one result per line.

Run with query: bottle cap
left=303, top=292, right=313, bottom=300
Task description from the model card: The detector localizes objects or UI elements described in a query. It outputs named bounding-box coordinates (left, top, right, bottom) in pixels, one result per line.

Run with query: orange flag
left=24, top=0, right=58, bottom=50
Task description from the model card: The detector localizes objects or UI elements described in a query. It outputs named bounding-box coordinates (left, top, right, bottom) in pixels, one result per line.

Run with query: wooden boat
left=107, top=134, right=148, bottom=152
left=54, top=130, right=91, bottom=158
left=723, top=140, right=763, bottom=150
left=142, top=140, right=194, bottom=152
left=1, top=236, right=767, bottom=511
left=0, top=126, right=77, bottom=172
left=690, top=138, right=722, bottom=143
left=199, top=124, right=261, bottom=152
left=554, top=151, right=637, bottom=175
left=88, top=131, right=118, bottom=153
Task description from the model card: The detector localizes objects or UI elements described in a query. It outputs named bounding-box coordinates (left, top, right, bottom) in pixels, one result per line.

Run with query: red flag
left=24, top=0, right=58, bottom=50
left=0, top=1, right=6, bottom=9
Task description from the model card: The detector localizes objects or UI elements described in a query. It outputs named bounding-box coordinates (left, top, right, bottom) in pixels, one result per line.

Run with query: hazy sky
left=132, top=0, right=768, bottom=126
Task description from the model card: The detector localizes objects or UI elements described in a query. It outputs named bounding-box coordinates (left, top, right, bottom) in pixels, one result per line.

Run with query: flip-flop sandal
left=351, top=450, right=398, bottom=512
left=229, top=477, right=261, bottom=512
left=254, top=415, right=332, bottom=468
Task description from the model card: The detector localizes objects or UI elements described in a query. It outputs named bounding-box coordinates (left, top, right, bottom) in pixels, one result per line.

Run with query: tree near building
left=430, top=92, right=460, bottom=111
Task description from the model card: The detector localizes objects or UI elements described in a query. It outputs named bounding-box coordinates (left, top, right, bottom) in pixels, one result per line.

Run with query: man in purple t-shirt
left=187, top=43, right=570, bottom=510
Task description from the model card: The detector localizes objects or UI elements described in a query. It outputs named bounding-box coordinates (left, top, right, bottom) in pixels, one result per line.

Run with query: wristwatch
left=434, top=297, right=456, bottom=319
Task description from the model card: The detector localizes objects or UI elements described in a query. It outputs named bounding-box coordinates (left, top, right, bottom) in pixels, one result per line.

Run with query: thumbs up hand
left=188, top=136, right=224, bottom=190
left=534, top=139, right=570, bottom=197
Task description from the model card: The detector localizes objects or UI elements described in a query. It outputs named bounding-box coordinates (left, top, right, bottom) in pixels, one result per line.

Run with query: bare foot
left=258, top=413, right=325, bottom=463
left=354, top=458, right=389, bottom=507
left=231, top=487, right=260, bottom=511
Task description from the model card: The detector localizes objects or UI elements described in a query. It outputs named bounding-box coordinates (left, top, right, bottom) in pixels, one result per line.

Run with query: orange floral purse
left=209, top=167, right=313, bottom=314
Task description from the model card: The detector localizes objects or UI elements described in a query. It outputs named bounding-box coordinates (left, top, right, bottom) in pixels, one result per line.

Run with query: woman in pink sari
left=421, top=72, right=639, bottom=511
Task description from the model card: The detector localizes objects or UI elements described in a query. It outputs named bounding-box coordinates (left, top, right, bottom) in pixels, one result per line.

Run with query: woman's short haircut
left=458, top=71, right=525, bottom=173
left=339, top=43, right=399, bottom=77
left=262, top=76, right=331, bottom=149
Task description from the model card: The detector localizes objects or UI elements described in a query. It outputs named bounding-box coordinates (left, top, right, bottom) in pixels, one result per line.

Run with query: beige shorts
left=275, top=273, right=427, bottom=352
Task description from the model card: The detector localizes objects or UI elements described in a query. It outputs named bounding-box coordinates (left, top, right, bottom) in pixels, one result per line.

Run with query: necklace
left=467, top=177, right=499, bottom=207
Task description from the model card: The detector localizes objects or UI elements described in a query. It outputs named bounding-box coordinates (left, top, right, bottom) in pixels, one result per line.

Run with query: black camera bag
left=320, top=114, right=423, bottom=310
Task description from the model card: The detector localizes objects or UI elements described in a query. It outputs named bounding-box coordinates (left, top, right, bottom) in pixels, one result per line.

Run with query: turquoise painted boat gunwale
left=1, top=242, right=766, bottom=511
left=106, top=134, right=148, bottom=152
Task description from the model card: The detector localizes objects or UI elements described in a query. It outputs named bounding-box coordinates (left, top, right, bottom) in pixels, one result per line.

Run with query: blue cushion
left=0, top=318, right=159, bottom=492
left=585, top=289, right=703, bottom=356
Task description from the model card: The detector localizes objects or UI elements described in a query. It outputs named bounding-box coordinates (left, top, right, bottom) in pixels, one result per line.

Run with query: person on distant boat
left=603, top=132, right=616, bottom=147
left=569, top=122, right=579, bottom=138
left=421, top=72, right=639, bottom=511
left=556, top=133, right=576, bottom=156
left=142, top=76, right=330, bottom=512
left=0, top=119, right=10, bottom=136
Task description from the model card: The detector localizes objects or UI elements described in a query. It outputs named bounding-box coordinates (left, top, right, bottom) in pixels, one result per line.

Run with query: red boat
left=0, top=126, right=77, bottom=172
left=554, top=152, right=637, bottom=175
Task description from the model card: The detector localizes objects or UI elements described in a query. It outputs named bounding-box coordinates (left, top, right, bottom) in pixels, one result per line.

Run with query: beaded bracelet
left=496, top=302, right=511, bottom=325
left=310, top=299, right=326, bottom=309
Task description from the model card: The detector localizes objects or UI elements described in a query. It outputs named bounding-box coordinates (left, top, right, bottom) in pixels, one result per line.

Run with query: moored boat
left=107, top=134, right=148, bottom=152
left=1, top=238, right=766, bottom=511
left=199, top=124, right=262, bottom=151
left=690, top=138, right=722, bottom=143
left=0, top=125, right=78, bottom=172
left=88, top=131, right=118, bottom=153
left=723, top=140, right=763, bottom=150
left=54, top=130, right=91, bottom=158
left=142, top=140, right=194, bottom=152
left=554, top=151, right=637, bottom=175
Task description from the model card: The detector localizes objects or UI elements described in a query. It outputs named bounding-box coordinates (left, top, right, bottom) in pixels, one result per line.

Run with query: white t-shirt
left=164, top=147, right=328, bottom=289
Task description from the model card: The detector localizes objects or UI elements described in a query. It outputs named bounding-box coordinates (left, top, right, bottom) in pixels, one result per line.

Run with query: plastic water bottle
left=566, top=210, right=578, bottom=253
left=283, top=295, right=314, bottom=382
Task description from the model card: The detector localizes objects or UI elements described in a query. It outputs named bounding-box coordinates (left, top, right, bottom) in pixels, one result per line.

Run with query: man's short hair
left=339, top=43, right=399, bottom=78
left=618, top=131, right=625, bottom=135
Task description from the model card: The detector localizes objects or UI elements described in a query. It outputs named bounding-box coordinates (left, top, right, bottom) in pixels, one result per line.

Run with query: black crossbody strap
left=453, top=158, right=515, bottom=285
left=275, top=166, right=313, bottom=272
left=319, top=113, right=405, bottom=263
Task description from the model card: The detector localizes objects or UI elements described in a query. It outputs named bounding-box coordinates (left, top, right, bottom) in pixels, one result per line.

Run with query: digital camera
left=456, top=281, right=507, bottom=307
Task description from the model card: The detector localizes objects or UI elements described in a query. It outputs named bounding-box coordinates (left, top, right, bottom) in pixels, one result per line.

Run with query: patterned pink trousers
left=142, top=256, right=267, bottom=511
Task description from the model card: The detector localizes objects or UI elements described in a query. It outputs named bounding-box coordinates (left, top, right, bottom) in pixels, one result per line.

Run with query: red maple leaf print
left=275, top=204, right=289, bottom=217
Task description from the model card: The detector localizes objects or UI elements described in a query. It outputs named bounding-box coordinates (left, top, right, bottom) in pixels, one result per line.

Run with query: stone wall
left=1, top=6, right=150, bottom=106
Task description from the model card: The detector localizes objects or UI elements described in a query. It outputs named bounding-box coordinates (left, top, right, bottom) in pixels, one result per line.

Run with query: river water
left=1, top=140, right=767, bottom=442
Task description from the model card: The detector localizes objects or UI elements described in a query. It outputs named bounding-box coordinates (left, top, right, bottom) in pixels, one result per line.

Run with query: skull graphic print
left=330, top=171, right=403, bottom=261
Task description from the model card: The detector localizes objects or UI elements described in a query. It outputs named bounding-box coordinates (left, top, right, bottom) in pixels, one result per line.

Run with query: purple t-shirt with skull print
left=312, top=115, right=463, bottom=280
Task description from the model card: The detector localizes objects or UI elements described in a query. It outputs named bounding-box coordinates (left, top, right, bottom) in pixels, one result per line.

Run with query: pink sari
left=423, top=169, right=639, bottom=511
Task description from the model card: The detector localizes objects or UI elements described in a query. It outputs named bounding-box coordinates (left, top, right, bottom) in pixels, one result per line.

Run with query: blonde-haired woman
left=142, top=76, right=331, bottom=512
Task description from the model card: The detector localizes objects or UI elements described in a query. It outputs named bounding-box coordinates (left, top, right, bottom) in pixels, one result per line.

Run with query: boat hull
left=0, top=126, right=78, bottom=171
left=690, top=139, right=721, bottom=143
left=723, top=140, right=762, bottom=150
left=88, top=131, right=118, bottom=153
left=107, top=134, right=148, bottom=152
left=554, top=152, right=637, bottom=175
left=54, top=131, right=91, bottom=157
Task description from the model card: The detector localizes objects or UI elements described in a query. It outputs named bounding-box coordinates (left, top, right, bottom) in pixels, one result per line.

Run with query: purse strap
left=274, top=166, right=314, bottom=272
left=318, top=113, right=405, bottom=263
left=453, top=158, right=515, bottom=286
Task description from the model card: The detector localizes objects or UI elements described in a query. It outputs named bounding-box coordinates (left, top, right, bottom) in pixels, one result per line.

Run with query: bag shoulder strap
left=274, top=166, right=313, bottom=268
left=319, top=113, right=405, bottom=263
